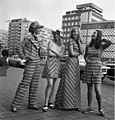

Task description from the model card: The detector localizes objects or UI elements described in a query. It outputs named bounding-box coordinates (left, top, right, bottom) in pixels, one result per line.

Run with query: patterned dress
left=42, top=40, right=61, bottom=79
left=55, top=38, right=81, bottom=109
left=42, top=56, right=61, bottom=78
left=81, top=47, right=102, bottom=84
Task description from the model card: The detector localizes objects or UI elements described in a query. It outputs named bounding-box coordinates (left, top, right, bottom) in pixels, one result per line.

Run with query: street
left=0, top=67, right=114, bottom=120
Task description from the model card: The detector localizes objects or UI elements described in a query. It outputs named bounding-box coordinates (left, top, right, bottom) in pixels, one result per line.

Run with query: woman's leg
left=48, top=78, right=57, bottom=108
left=48, top=78, right=57, bottom=103
left=94, top=83, right=105, bottom=116
left=94, top=84, right=102, bottom=110
left=44, top=78, right=53, bottom=106
left=11, top=63, right=35, bottom=112
left=28, top=63, right=41, bottom=108
left=87, top=83, right=93, bottom=109
left=83, top=83, right=93, bottom=113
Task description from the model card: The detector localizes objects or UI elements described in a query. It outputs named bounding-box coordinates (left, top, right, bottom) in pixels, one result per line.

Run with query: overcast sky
left=0, top=0, right=115, bottom=30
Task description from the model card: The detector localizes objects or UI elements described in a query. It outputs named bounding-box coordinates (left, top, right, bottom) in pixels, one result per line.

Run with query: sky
left=0, top=0, right=115, bottom=30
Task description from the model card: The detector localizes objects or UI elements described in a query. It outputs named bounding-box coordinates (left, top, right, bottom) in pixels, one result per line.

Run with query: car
left=104, top=60, right=115, bottom=81
left=8, top=55, right=25, bottom=68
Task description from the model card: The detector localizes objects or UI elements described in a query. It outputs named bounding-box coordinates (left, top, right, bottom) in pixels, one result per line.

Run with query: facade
left=62, top=3, right=106, bottom=54
left=0, top=29, right=8, bottom=48
left=8, top=18, right=31, bottom=56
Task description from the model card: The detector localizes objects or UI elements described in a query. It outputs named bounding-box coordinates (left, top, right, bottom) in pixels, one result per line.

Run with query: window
left=68, top=22, right=70, bottom=26
left=75, top=22, right=78, bottom=25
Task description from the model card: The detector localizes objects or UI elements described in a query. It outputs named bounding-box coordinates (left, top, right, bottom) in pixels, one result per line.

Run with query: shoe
left=11, top=106, right=17, bottom=112
left=48, top=103, right=55, bottom=109
left=82, top=108, right=93, bottom=114
left=43, top=105, right=48, bottom=112
left=99, top=108, right=105, bottom=117
left=28, top=105, right=39, bottom=110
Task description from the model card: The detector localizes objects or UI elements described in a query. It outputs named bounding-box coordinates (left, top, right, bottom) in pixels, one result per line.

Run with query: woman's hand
left=20, top=59, right=26, bottom=65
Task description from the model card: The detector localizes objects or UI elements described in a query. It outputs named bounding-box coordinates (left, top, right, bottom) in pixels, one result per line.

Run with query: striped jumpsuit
left=55, top=38, right=81, bottom=109
left=11, top=34, right=41, bottom=108
left=82, top=47, right=102, bottom=84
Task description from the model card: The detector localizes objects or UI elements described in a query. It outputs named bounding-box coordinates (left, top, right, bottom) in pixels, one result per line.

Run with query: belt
left=49, top=56, right=60, bottom=59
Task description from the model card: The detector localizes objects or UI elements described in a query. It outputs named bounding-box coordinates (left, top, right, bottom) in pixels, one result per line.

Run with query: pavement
left=0, top=66, right=114, bottom=120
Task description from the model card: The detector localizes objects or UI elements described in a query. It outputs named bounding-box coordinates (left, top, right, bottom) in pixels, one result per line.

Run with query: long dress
left=81, top=47, right=102, bottom=84
left=55, top=38, right=81, bottom=109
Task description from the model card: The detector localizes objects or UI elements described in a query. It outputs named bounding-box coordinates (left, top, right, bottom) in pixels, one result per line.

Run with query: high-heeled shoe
left=48, top=103, right=55, bottom=109
left=82, top=108, right=93, bottom=114
left=43, top=105, right=48, bottom=112
left=99, top=108, right=105, bottom=117
left=11, top=106, right=17, bottom=112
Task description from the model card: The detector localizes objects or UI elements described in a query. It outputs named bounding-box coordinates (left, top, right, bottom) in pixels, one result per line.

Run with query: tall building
left=62, top=3, right=106, bottom=54
left=8, top=18, right=31, bottom=56
left=0, top=29, right=8, bottom=49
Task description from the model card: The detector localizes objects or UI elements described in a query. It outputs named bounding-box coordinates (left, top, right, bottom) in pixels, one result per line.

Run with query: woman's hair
left=89, top=30, right=102, bottom=49
left=52, top=30, right=63, bottom=46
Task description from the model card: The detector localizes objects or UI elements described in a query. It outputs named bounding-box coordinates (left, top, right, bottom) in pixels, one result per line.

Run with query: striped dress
left=55, top=39, right=81, bottom=109
left=81, top=47, right=102, bottom=84
left=42, top=56, right=61, bottom=78
left=42, top=40, right=62, bottom=79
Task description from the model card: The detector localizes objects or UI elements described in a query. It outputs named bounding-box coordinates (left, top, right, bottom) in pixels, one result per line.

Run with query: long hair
left=52, top=30, right=63, bottom=46
left=70, top=27, right=83, bottom=44
left=89, top=30, right=102, bottom=49
left=70, top=27, right=80, bottom=39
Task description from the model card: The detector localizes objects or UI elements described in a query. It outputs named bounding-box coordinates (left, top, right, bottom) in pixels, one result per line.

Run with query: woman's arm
left=69, top=44, right=80, bottom=56
left=48, top=41, right=56, bottom=56
left=84, top=46, right=90, bottom=62
left=16, top=38, right=27, bottom=60
left=77, top=39, right=84, bottom=55
left=101, top=39, right=112, bottom=50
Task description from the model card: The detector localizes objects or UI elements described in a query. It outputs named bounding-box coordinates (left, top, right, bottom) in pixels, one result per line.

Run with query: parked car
left=104, top=60, right=115, bottom=81
left=8, top=55, right=25, bottom=68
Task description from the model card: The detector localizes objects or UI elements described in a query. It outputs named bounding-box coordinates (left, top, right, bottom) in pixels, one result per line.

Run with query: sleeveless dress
left=55, top=38, right=81, bottom=109
left=81, top=47, right=102, bottom=84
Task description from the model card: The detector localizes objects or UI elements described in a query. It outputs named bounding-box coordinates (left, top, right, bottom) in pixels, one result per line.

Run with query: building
left=38, top=27, right=53, bottom=59
left=62, top=3, right=114, bottom=60
left=0, top=29, right=8, bottom=54
left=8, top=18, right=31, bottom=56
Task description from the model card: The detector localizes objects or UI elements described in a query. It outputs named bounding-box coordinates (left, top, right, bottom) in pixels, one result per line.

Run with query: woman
left=42, top=30, right=65, bottom=112
left=82, top=30, right=112, bottom=116
left=11, top=21, right=44, bottom=112
left=55, top=27, right=84, bottom=110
